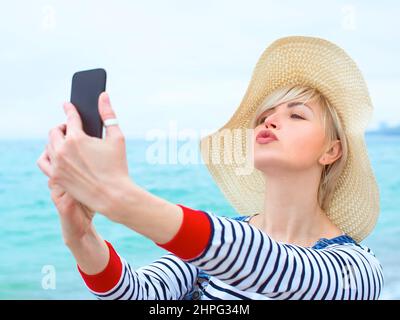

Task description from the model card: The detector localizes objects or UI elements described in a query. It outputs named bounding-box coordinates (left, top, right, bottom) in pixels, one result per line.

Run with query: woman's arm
left=108, top=181, right=209, bottom=258
left=67, top=224, right=110, bottom=276
left=77, top=240, right=199, bottom=300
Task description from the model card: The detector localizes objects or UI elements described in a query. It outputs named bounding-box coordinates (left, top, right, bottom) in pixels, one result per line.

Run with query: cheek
left=286, top=128, right=326, bottom=165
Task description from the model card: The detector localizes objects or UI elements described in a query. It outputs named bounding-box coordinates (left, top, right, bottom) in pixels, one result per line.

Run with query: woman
left=37, top=36, right=384, bottom=300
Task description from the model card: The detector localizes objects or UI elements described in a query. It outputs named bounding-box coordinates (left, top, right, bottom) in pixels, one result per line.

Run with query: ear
left=319, top=139, right=342, bottom=166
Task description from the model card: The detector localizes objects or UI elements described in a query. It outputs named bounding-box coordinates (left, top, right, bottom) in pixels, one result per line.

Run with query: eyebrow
left=287, top=101, right=314, bottom=113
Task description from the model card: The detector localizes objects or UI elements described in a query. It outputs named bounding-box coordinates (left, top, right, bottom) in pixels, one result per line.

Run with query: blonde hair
left=250, top=84, right=348, bottom=213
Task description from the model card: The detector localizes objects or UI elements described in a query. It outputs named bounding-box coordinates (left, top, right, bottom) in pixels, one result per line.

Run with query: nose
left=264, top=113, right=278, bottom=129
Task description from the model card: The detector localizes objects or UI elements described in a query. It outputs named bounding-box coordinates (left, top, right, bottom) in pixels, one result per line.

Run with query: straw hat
left=199, top=36, right=380, bottom=242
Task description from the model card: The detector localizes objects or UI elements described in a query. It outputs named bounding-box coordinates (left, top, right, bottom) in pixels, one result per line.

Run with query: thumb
left=98, top=92, right=123, bottom=139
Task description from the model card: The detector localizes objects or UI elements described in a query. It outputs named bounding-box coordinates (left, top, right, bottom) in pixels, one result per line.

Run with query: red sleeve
left=77, top=240, right=123, bottom=293
left=155, top=204, right=212, bottom=260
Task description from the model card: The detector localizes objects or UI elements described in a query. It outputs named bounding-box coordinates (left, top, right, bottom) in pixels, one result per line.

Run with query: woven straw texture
left=199, top=36, right=380, bottom=242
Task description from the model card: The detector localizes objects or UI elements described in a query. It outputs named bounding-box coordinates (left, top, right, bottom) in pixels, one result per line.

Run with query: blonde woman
left=37, top=36, right=383, bottom=299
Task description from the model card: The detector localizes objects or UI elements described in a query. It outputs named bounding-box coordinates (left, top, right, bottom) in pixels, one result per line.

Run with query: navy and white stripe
left=83, top=210, right=384, bottom=300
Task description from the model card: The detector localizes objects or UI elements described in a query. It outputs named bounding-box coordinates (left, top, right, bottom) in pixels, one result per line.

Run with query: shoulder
left=321, top=241, right=384, bottom=277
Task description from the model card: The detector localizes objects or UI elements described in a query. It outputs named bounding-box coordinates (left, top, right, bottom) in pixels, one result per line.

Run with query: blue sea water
left=0, top=134, right=399, bottom=300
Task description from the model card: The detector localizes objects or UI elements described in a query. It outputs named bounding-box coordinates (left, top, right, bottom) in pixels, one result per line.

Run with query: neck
left=256, top=167, right=342, bottom=247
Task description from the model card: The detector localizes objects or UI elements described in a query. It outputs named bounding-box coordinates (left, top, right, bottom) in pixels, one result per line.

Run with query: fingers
left=58, top=123, right=67, bottom=135
left=63, top=102, right=83, bottom=135
left=38, top=123, right=67, bottom=176
left=46, top=143, right=56, bottom=164
left=48, top=123, right=66, bottom=161
left=37, top=149, right=64, bottom=200
left=37, top=149, right=65, bottom=196
left=36, top=149, right=52, bottom=178
left=98, top=92, right=124, bottom=140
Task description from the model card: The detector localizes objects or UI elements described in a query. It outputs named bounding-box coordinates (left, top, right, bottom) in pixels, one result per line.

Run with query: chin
left=253, top=156, right=282, bottom=171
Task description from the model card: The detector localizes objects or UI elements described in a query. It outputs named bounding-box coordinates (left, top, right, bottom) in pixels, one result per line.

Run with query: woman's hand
left=37, top=131, right=96, bottom=246
left=42, top=92, right=132, bottom=220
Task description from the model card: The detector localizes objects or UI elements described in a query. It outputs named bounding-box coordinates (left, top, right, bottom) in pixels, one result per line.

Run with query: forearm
left=66, top=224, right=109, bottom=275
left=110, top=181, right=183, bottom=245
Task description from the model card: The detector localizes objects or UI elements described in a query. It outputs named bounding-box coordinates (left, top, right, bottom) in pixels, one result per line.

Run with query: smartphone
left=70, top=68, right=107, bottom=138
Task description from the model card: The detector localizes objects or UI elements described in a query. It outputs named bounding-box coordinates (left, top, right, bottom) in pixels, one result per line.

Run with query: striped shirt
left=78, top=204, right=384, bottom=300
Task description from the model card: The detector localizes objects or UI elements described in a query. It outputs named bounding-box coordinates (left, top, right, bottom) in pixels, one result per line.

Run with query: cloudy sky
left=1, top=0, right=399, bottom=139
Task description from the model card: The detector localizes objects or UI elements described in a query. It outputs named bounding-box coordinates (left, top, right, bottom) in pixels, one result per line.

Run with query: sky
left=1, top=0, right=399, bottom=139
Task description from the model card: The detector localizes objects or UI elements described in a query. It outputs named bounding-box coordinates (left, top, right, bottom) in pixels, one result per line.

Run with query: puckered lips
left=256, top=129, right=278, bottom=144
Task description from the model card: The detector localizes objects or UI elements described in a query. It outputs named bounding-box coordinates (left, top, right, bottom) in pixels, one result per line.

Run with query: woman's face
left=253, top=100, right=327, bottom=173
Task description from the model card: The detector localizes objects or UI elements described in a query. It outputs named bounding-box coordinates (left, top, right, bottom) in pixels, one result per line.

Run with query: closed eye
left=257, top=113, right=304, bottom=125
left=291, top=114, right=304, bottom=120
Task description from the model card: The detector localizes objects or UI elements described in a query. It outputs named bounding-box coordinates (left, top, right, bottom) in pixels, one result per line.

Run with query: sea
left=0, top=133, right=399, bottom=299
